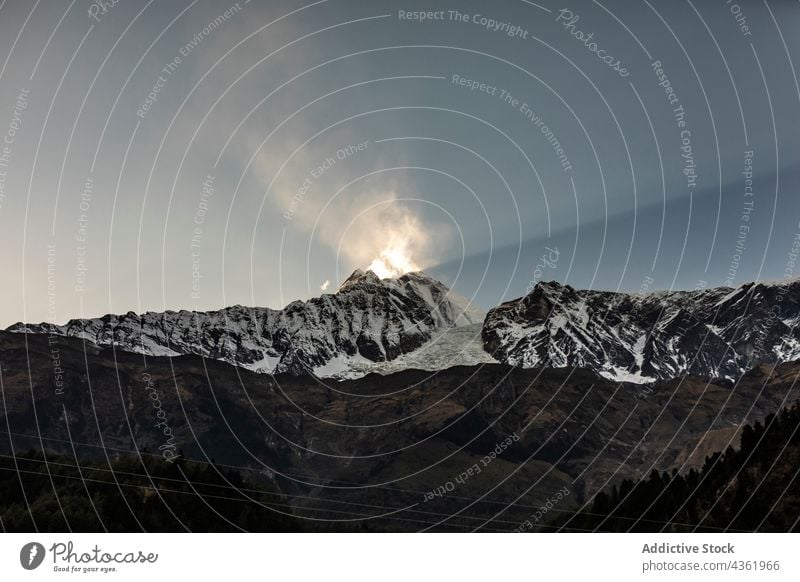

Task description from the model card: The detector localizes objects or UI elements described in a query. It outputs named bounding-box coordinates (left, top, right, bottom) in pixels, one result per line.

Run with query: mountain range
left=483, top=278, right=800, bottom=383
left=9, top=271, right=800, bottom=385
left=9, top=270, right=486, bottom=378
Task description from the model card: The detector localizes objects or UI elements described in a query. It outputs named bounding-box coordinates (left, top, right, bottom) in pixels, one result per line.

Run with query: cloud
left=249, top=130, right=451, bottom=279
left=185, top=5, right=453, bottom=281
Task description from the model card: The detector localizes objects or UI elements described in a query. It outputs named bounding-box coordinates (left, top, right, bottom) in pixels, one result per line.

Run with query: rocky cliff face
left=483, top=279, right=800, bottom=383
left=7, top=270, right=485, bottom=378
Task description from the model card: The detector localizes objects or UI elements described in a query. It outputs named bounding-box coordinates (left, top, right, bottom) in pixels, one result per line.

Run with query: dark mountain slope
left=1, top=331, right=798, bottom=531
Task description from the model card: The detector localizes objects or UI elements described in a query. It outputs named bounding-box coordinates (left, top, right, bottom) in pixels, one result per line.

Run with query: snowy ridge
left=483, top=279, right=800, bottom=384
left=11, top=272, right=800, bottom=384
left=8, top=270, right=487, bottom=379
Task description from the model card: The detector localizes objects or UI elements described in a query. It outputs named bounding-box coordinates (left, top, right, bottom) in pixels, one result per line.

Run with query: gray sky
left=1, top=0, right=799, bottom=326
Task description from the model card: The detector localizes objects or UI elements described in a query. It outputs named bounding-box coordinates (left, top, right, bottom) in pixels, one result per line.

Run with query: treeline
left=0, top=450, right=301, bottom=532
left=559, top=403, right=800, bottom=532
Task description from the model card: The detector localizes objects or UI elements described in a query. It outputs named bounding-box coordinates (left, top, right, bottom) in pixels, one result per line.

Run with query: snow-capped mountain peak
left=483, top=278, right=800, bottom=383
left=9, top=269, right=490, bottom=379
left=338, top=268, right=383, bottom=291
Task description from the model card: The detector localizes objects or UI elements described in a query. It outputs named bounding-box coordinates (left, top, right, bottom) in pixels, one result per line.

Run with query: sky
left=0, top=0, right=799, bottom=327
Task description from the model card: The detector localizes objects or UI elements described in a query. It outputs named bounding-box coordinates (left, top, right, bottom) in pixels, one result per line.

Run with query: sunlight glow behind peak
left=367, top=245, right=420, bottom=278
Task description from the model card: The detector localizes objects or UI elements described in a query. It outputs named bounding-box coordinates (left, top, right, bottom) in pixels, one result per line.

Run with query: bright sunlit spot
left=367, top=244, right=420, bottom=278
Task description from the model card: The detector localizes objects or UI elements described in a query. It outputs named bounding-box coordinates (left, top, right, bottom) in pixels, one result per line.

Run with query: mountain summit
left=9, top=269, right=487, bottom=378
left=337, top=268, right=383, bottom=291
